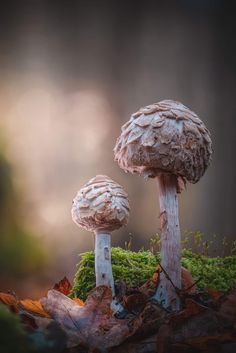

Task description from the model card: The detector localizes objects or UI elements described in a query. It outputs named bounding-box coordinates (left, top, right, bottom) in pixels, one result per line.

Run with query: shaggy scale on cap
left=72, top=175, right=130, bottom=232
left=114, top=100, right=212, bottom=183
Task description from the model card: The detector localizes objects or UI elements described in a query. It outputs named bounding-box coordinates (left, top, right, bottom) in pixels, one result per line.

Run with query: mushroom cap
left=71, top=175, right=130, bottom=232
left=114, top=100, right=212, bottom=183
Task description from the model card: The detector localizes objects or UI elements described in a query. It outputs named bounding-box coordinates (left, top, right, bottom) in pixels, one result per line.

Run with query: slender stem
left=153, top=174, right=181, bottom=310
left=95, top=232, right=115, bottom=296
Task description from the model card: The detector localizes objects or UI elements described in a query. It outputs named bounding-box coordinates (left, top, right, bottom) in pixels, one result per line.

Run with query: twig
left=183, top=277, right=202, bottom=292
left=159, top=264, right=202, bottom=296
left=159, top=264, right=180, bottom=294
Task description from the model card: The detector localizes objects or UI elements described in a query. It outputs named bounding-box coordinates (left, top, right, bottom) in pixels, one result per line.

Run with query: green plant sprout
left=124, top=233, right=133, bottom=251
left=181, top=231, right=234, bottom=257
left=149, top=233, right=161, bottom=255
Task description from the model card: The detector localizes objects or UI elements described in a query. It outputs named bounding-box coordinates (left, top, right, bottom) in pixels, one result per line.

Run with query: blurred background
left=0, top=0, right=235, bottom=298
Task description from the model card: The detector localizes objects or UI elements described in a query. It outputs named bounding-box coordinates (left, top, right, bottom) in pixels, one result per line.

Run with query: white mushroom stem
left=95, top=231, right=115, bottom=295
left=153, top=174, right=181, bottom=310
left=95, top=231, right=124, bottom=314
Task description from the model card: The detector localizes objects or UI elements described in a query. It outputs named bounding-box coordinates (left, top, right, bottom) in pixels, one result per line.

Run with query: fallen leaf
left=207, top=287, right=223, bottom=301
left=155, top=324, right=172, bottom=353
left=40, top=286, right=131, bottom=350
left=123, top=292, right=148, bottom=313
left=53, top=276, right=84, bottom=305
left=185, top=331, right=236, bottom=350
left=152, top=264, right=161, bottom=285
left=129, top=301, right=167, bottom=340
left=170, top=298, right=207, bottom=326
left=0, top=292, right=18, bottom=312
left=218, top=287, right=236, bottom=324
left=139, top=279, right=157, bottom=297
left=138, top=266, right=160, bottom=298
left=140, top=266, right=196, bottom=300
left=0, top=291, right=50, bottom=318
left=72, top=297, right=84, bottom=306
left=170, top=306, right=228, bottom=347
left=115, top=280, right=127, bottom=301
left=53, top=276, right=72, bottom=295
left=19, top=299, right=50, bottom=318
left=181, top=267, right=197, bottom=294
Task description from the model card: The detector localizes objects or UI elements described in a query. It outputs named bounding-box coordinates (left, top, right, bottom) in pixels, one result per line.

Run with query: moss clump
left=71, top=248, right=160, bottom=300
left=181, top=249, right=236, bottom=292
left=71, top=247, right=236, bottom=300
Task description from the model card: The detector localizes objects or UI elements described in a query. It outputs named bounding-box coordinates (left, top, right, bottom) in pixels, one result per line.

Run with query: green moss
left=71, top=248, right=160, bottom=300
left=181, top=249, right=236, bottom=292
left=71, top=247, right=236, bottom=300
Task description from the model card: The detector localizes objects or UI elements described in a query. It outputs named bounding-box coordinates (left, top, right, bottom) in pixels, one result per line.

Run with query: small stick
left=183, top=278, right=202, bottom=293
left=158, top=263, right=180, bottom=294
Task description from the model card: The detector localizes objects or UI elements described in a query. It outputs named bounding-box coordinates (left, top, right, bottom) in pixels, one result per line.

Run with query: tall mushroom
left=71, top=175, right=130, bottom=311
left=114, top=100, right=212, bottom=310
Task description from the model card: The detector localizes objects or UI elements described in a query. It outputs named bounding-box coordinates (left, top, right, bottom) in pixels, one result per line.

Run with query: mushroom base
left=153, top=174, right=181, bottom=310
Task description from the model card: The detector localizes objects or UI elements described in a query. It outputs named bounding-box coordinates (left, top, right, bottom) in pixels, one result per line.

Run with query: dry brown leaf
left=171, top=298, right=207, bottom=326
left=181, top=267, right=197, bottom=294
left=138, top=265, right=161, bottom=298
left=19, top=299, right=50, bottom=318
left=129, top=301, right=167, bottom=341
left=139, top=279, right=157, bottom=297
left=141, top=265, right=196, bottom=300
left=72, top=297, right=84, bottom=306
left=185, top=331, right=236, bottom=350
left=169, top=304, right=233, bottom=351
left=53, top=276, right=72, bottom=295
left=218, top=287, right=236, bottom=324
left=123, top=292, right=148, bottom=313
left=155, top=324, right=172, bottom=353
left=1, top=278, right=236, bottom=352
left=0, top=291, right=50, bottom=318
left=207, top=287, right=223, bottom=301
left=0, top=292, right=18, bottom=312
left=152, top=264, right=161, bottom=285
left=40, top=286, right=131, bottom=350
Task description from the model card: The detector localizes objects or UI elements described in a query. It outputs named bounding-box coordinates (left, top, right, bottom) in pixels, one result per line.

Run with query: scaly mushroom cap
left=114, top=100, right=212, bottom=183
left=72, top=175, right=130, bottom=232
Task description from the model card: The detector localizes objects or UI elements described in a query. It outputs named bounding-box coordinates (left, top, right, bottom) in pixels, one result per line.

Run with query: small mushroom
left=114, top=100, right=212, bottom=310
left=71, top=175, right=130, bottom=312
